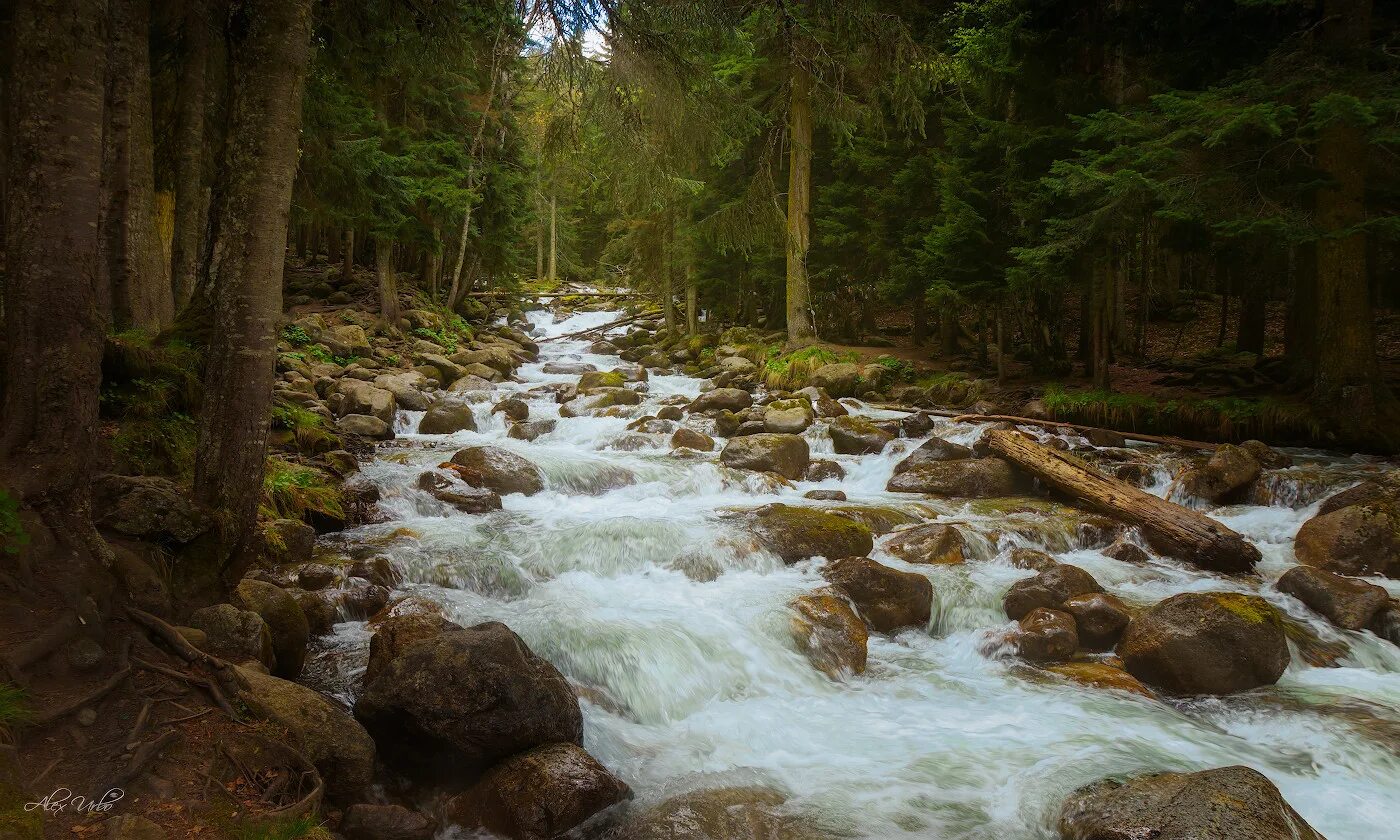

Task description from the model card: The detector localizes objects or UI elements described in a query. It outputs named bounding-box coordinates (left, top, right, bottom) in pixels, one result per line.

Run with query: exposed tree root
left=132, top=656, right=242, bottom=722
left=127, top=607, right=245, bottom=697
left=116, top=729, right=180, bottom=786
left=32, top=637, right=133, bottom=726
left=1, top=611, right=81, bottom=686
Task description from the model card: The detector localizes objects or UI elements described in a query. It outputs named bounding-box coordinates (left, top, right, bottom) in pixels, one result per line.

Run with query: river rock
left=883, top=523, right=966, bottom=565
left=886, top=457, right=1019, bottom=497
left=238, top=667, right=376, bottom=802
left=448, top=742, right=630, bottom=840
left=336, top=378, right=397, bottom=424
left=338, top=413, right=394, bottom=440
left=447, top=374, right=497, bottom=394
left=809, top=363, right=863, bottom=398
left=789, top=591, right=868, bottom=678
left=453, top=346, right=517, bottom=375
left=820, top=556, right=932, bottom=633
left=94, top=474, right=209, bottom=543
left=605, top=786, right=818, bottom=840
left=719, top=434, right=810, bottom=480
left=1009, top=607, right=1078, bottom=662
left=1277, top=565, right=1390, bottom=631
left=508, top=419, right=557, bottom=442
left=671, top=427, right=715, bottom=451
left=690, top=387, right=753, bottom=413
left=365, top=612, right=461, bottom=686
left=189, top=604, right=275, bottom=670
left=1045, top=661, right=1153, bottom=697
left=324, top=323, right=372, bottom=357
left=110, top=543, right=172, bottom=617
left=579, top=370, right=627, bottom=392
left=804, top=490, right=846, bottom=501
left=829, top=415, right=894, bottom=455
left=492, top=397, right=530, bottom=422
left=1003, top=564, right=1103, bottom=620
left=289, top=588, right=337, bottom=635
left=764, top=400, right=815, bottom=434
left=418, top=401, right=477, bottom=435
left=542, top=361, right=597, bottom=375
left=1119, top=592, right=1289, bottom=695
left=1061, top=592, right=1131, bottom=651
left=1319, top=476, right=1400, bottom=515
left=421, top=471, right=504, bottom=514
left=341, top=804, right=434, bottom=840
left=233, top=579, right=309, bottom=680
left=892, top=437, right=973, bottom=474
left=374, top=372, right=433, bottom=411
left=748, top=504, right=874, bottom=563
left=796, top=386, right=847, bottom=418
left=1240, top=439, right=1293, bottom=469
left=1008, top=548, right=1060, bottom=572
left=1294, top=502, right=1400, bottom=577
left=264, top=518, right=316, bottom=565
left=805, top=459, right=845, bottom=481
left=1171, top=444, right=1261, bottom=504
left=1059, top=765, right=1327, bottom=840
left=355, top=621, right=582, bottom=773
left=449, top=446, right=545, bottom=496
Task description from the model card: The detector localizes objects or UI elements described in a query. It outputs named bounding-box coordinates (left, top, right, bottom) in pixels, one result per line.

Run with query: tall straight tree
left=170, top=0, right=212, bottom=310
left=1, top=0, right=112, bottom=595
left=191, top=0, right=313, bottom=601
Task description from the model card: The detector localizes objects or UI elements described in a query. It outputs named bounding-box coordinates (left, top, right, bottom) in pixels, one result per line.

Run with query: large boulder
left=719, top=434, right=810, bottom=481
left=747, top=504, right=874, bottom=563
left=809, top=363, right=863, bottom=398
left=364, top=611, right=461, bottom=686
left=690, top=387, right=753, bottom=413
left=237, top=667, right=376, bottom=802
left=188, top=604, right=274, bottom=670
left=1277, top=565, right=1390, bottom=631
left=763, top=400, right=815, bottom=434
left=578, top=370, right=627, bottom=392
left=452, top=346, right=517, bottom=376
left=1059, top=766, right=1327, bottom=840
left=264, top=518, right=316, bottom=565
left=354, top=621, right=582, bottom=774
left=233, top=579, right=309, bottom=680
left=605, top=787, right=819, bottom=840
left=1119, top=592, right=1289, bottom=695
left=892, top=437, right=973, bottom=474
left=340, top=804, right=434, bottom=840
left=1003, top=564, right=1103, bottom=620
left=1060, top=592, right=1132, bottom=651
left=93, top=474, right=209, bottom=543
left=336, top=378, right=397, bottom=424
left=449, top=446, right=545, bottom=496
left=419, top=402, right=477, bottom=435
left=374, top=372, right=433, bottom=411
left=671, top=428, right=715, bottom=451
left=1294, top=502, right=1400, bottom=577
left=1008, top=607, right=1077, bottom=663
left=324, top=323, right=372, bottom=357
left=886, top=458, right=1020, bottom=497
left=419, top=471, right=503, bottom=514
left=820, top=556, right=933, bottom=634
left=883, top=523, right=966, bottom=566
left=797, top=386, right=847, bottom=418
left=1171, top=444, right=1261, bottom=504
left=448, top=742, right=630, bottom=840
left=338, top=413, right=394, bottom=440
left=1318, top=476, right=1400, bottom=515
left=788, top=592, right=868, bottom=679
left=828, top=415, right=894, bottom=455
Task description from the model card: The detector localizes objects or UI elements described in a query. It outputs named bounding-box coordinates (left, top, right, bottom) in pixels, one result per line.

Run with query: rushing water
left=311, top=306, right=1400, bottom=839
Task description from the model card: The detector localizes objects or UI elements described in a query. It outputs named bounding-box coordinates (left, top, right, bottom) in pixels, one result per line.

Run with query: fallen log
left=985, top=429, right=1260, bottom=574
left=550, top=310, right=663, bottom=341
left=950, top=413, right=1217, bottom=452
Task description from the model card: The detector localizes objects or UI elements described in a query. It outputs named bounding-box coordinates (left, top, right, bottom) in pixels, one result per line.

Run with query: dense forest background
left=2, top=0, right=1400, bottom=602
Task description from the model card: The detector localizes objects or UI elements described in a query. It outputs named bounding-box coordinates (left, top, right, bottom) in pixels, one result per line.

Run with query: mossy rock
left=748, top=504, right=874, bottom=564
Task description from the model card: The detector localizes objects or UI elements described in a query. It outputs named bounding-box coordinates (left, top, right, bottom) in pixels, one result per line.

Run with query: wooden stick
left=127, top=608, right=245, bottom=695
left=116, top=730, right=179, bottom=785
left=985, top=430, right=1260, bottom=574
left=948, top=413, right=1218, bottom=451
left=550, top=310, right=663, bottom=341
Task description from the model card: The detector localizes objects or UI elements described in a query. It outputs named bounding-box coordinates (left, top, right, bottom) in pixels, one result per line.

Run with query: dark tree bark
left=376, top=236, right=399, bottom=328
left=105, top=0, right=174, bottom=332
left=342, top=227, right=355, bottom=280
left=2, top=0, right=112, bottom=595
left=784, top=52, right=816, bottom=344
left=1235, top=268, right=1267, bottom=355
left=190, top=0, right=313, bottom=602
left=939, top=304, right=961, bottom=357
left=170, top=0, right=211, bottom=311
left=1285, top=241, right=1318, bottom=380
left=1309, top=0, right=1398, bottom=449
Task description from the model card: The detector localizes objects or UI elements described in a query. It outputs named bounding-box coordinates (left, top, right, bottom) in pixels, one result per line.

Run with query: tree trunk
left=784, top=56, right=816, bottom=345
left=995, top=307, right=1009, bottom=384
left=939, top=305, right=961, bottom=356
left=686, top=264, right=698, bottom=335
left=1236, top=269, right=1267, bottom=355
left=341, top=227, right=354, bottom=281
left=1311, top=0, right=1395, bottom=447
left=662, top=213, right=676, bottom=331
left=535, top=215, right=544, bottom=282
left=104, top=0, right=173, bottom=332
left=423, top=221, right=441, bottom=301
left=376, top=237, right=399, bottom=328
left=2, top=0, right=112, bottom=596
left=911, top=294, right=927, bottom=347
left=190, top=0, right=313, bottom=604
left=548, top=193, right=558, bottom=283
left=169, top=0, right=209, bottom=312
left=986, top=430, right=1261, bottom=573
left=1285, top=241, right=1317, bottom=380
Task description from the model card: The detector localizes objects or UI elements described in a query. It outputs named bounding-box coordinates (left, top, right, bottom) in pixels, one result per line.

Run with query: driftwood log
left=985, top=429, right=1261, bottom=574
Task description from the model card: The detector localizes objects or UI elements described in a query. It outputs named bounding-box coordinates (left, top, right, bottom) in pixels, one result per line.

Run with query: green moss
left=1212, top=592, right=1281, bottom=626
left=1040, top=384, right=1321, bottom=445
left=260, top=458, right=343, bottom=523
left=270, top=403, right=339, bottom=454
left=762, top=346, right=859, bottom=390
left=112, top=414, right=198, bottom=479
left=227, top=814, right=331, bottom=840
left=874, top=355, right=915, bottom=381
left=0, top=491, right=27, bottom=558
left=281, top=324, right=313, bottom=346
